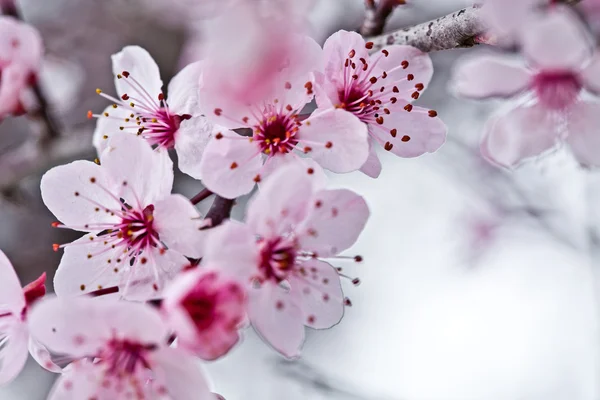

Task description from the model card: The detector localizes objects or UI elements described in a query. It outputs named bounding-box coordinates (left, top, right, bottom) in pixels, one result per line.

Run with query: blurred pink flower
left=0, top=250, right=58, bottom=385
left=162, top=268, right=247, bottom=361
left=41, top=134, right=207, bottom=300
left=90, top=46, right=213, bottom=180
left=315, top=30, right=447, bottom=178
left=198, top=34, right=368, bottom=199
left=0, top=16, right=43, bottom=118
left=202, top=165, right=369, bottom=357
left=453, top=7, right=600, bottom=168
left=480, top=0, right=547, bottom=44
left=28, top=296, right=213, bottom=400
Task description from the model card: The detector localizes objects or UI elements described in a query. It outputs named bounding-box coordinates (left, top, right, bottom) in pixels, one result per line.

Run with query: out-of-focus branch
left=368, top=6, right=482, bottom=52
left=360, top=0, right=406, bottom=37
left=205, top=196, right=235, bottom=227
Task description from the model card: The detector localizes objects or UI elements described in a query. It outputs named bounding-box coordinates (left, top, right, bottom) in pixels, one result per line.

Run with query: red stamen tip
left=86, top=110, right=93, bottom=119
left=52, top=244, right=60, bottom=252
left=51, top=222, right=60, bottom=228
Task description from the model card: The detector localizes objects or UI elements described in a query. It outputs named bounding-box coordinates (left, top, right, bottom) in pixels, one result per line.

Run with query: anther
left=384, top=142, right=393, bottom=151
left=307, top=168, right=314, bottom=175
left=215, top=132, right=223, bottom=139
left=404, top=104, right=413, bottom=112
left=365, top=41, right=374, bottom=49
left=52, top=244, right=60, bottom=252
left=393, top=86, right=399, bottom=93
left=401, top=135, right=411, bottom=142
left=428, top=110, right=438, bottom=117
left=325, top=142, right=333, bottom=149
left=411, top=92, right=420, bottom=99
left=401, top=60, right=409, bottom=69
left=214, top=108, right=222, bottom=116
left=369, top=77, right=377, bottom=84
left=382, top=49, right=389, bottom=57
left=230, top=162, right=238, bottom=169
left=390, top=97, right=397, bottom=104
left=95, top=88, right=102, bottom=94
left=407, top=74, right=414, bottom=81
left=390, top=128, right=397, bottom=137
left=354, top=255, right=363, bottom=262
left=376, top=116, right=384, bottom=125
left=352, top=278, right=361, bottom=286
left=121, top=94, right=129, bottom=100
left=253, top=175, right=261, bottom=183
left=87, top=111, right=93, bottom=119
left=415, top=83, right=424, bottom=91
left=122, top=71, right=130, bottom=77
left=348, top=49, right=356, bottom=58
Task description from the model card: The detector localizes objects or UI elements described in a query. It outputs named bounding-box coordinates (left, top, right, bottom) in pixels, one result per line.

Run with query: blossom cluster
left=0, top=3, right=447, bottom=398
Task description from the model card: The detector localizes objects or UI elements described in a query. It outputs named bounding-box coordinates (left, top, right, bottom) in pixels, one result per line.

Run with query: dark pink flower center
left=253, top=110, right=300, bottom=156
left=101, top=338, right=156, bottom=376
left=257, top=237, right=298, bottom=283
left=532, top=71, right=582, bottom=110
left=117, top=204, right=159, bottom=250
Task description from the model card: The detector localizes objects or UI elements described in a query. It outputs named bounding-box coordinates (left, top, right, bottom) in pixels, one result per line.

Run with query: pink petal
left=521, top=7, right=592, bottom=70
left=322, top=30, right=369, bottom=88
left=299, top=108, right=369, bottom=173
left=0, top=250, right=24, bottom=313
left=453, top=55, right=531, bottom=99
left=151, top=347, right=214, bottom=400
left=369, top=106, right=447, bottom=157
left=566, top=102, right=600, bottom=167
left=153, top=194, right=206, bottom=259
left=0, top=322, right=28, bottom=386
left=28, top=337, right=63, bottom=373
left=289, top=259, right=344, bottom=330
left=203, top=221, right=259, bottom=282
left=581, top=53, right=600, bottom=95
left=299, top=188, right=369, bottom=257
left=167, top=61, right=204, bottom=116
left=111, top=46, right=163, bottom=101
left=174, top=116, right=214, bottom=180
left=260, top=154, right=328, bottom=189
left=481, top=105, right=559, bottom=168
left=314, top=70, right=337, bottom=109
left=249, top=284, right=305, bottom=358
left=198, top=130, right=263, bottom=199
left=371, top=45, right=434, bottom=100
left=101, top=133, right=174, bottom=206
left=246, top=164, right=314, bottom=238
left=0, top=17, right=43, bottom=70
left=53, top=235, right=124, bottom=298
left=28, top=296, right=168, bottom=358
left=41, top=160, right=121, bottom=231
left=359, top=140, right=382, bottom=178
left=91, top=106, right=130, bottom=155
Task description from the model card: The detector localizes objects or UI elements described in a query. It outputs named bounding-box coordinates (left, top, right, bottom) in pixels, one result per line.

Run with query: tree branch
left=369, top=6, right=483, bottom=53
left=205, top=196, right=235, bottom=228
left=360, top=0, right=406, bottom=37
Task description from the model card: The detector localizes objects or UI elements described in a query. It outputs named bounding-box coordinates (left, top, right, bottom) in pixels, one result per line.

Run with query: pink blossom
left=0, top=16, right=43, bottom=118
left=89, top=46, right=213, bottom=180
left=202, top=165, right=369, bottom=357
left=314, top=30, right=447, bottom=178
left=161, top=268, right=247, bottom=361
left=480, top=0, right=547, bottom=44
left=41, top=134, right=207, bottom=300
left=28, top=296, right=214, bottom=400
left=198, top=33, right=369, bottom=199
left=0, top=250, right=57, bottom=385
left=453, top=7, right=600, bottom=168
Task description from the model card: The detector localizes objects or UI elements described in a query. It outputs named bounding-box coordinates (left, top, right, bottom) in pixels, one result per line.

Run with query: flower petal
left=521, top=7, right=592, bottom=70
left=581, top=53, right=600, bottom=95
left=299, top=188, right=369, bottom=257
left=28, top=337, right=63, bottom=373
left=372, top=45, right=434, bottom=101
left=153, top=194, right=206, bottom=258
left=481, top=105, right=559, bottom=168
left=112, top=46, right=163, bottom=101
left=566, top=102, right=600, bottom=167
left=369, top=106, right=447, bottom=157
left=151, top=347, right=214, bottom=400
left=299, top=108, right=369, bottom=173
left=359, top=140, right=382, bottom=178
left=198, top=130, right=263, bottom=199
left=0, top=250, right=24, bottom=313
left=452, top=55, right=531, bottom=99
left=290, top=259, right=344, bottom=330
left=322, top=30, right=369, bottom=89
left=167, top=61, right=204, bottom=116
left=92, top=106, right=130, bottom=155
left=246, top=164, right=313, bottom=238
left=174, top=116, right=214, bottom=180
left=249, top=284, right=304, bottom=358
left=41, top=160, right=121, bottom=231
left=0, top=322, right=28, bottom=386
left=202, top=221, right=259, bottom=281
left=28, top=296, right=168, bottom=357
left=53, top=235, right=124, bottom=299
left=101, top=133, right=174, bottom=206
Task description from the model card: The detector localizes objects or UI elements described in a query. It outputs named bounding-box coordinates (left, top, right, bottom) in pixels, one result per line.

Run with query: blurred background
left=2, top=0, right=600, bottom=399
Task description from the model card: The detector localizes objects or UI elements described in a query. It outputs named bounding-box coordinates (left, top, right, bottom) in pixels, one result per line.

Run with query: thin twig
left=205, top=196, right=235, bottom=228
left=190, top=188, right=214, bottom=205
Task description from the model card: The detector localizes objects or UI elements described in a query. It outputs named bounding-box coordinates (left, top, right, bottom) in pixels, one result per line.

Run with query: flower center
left=101, top=338, right=156, bottom=376
left=533, top=71, right=582, bottom=110
left=257, top=237, right=298, bottom=283
left=137, top=109, right=191, bottom=149
left=253, top=111, right=300, bottom=156
left=182, top=291, right=216, bottom=331
left=117, top=204, right=158, bottom=250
